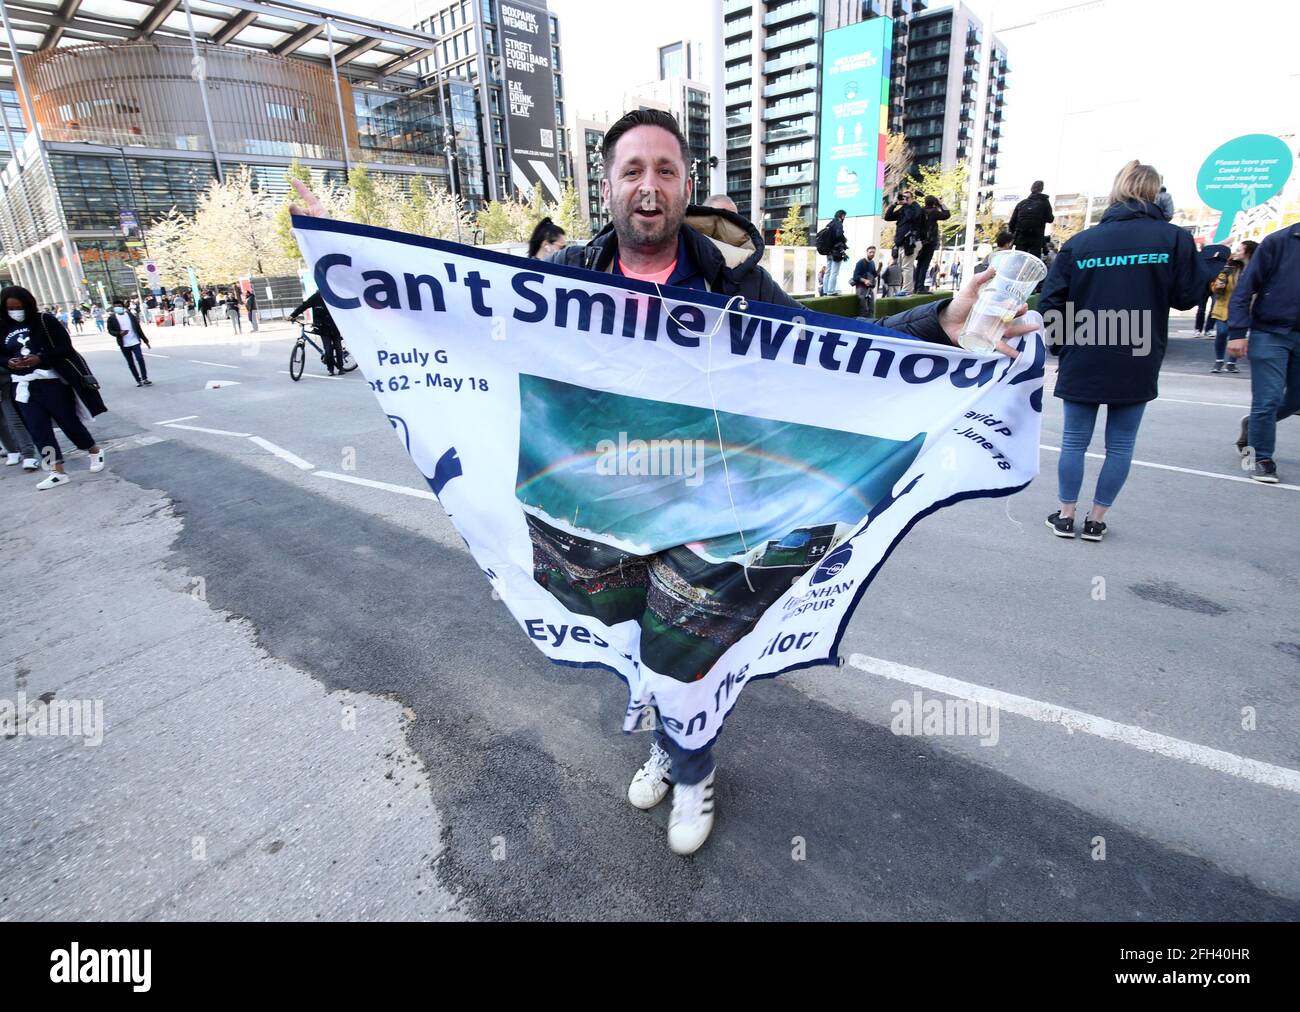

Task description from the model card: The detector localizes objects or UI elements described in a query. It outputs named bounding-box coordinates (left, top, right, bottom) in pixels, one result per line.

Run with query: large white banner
left=293, top=218, right=1045, bottom=753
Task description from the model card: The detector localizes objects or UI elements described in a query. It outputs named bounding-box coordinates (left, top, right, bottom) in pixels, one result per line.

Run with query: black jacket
left=920, top=202, right=952, bottom=246
left=106, top=309, right=150, bottom=349
left=1, top=312, right=107, bottom=416
left=1008, top=192, right=1054, bottom=250
left=291, top=291, right=341, bottom=340
left=883, top=199, right=927, bottom=250
left=1227, top=223, right=1300, bottom=339
left=1040, top=200, right=1214, bottom=405
left=548, top=206, right=954, bottom=345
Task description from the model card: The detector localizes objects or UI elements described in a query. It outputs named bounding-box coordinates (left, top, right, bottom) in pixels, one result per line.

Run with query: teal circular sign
left=1196, top=134, right=1293, bottom=241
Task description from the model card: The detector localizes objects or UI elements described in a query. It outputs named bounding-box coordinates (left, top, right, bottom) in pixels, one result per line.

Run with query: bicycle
left=288, top=322, right=357, bottom=381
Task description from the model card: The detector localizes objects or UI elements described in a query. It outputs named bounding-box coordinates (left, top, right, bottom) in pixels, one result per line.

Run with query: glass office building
left=0, top=1, right=482, bottom=306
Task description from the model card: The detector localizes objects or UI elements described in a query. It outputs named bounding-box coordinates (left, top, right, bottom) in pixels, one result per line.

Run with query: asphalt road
left=2, top=314, right=1297, bottom=920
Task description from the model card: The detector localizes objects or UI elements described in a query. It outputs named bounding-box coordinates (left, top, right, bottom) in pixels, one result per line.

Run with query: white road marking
left=313, top=470, right=437, bottom=500
left=278, top=370, right=332, bottom=380
left=143, top=353, right=170, bottom=359
left=847, top=654, right=1300, bottom=794
left=248, top=436, right=314, bottom=470
left=153, top=415, right=199, bottom=425
left=189, top=360, right=240, bottom=369
left=1157, top=397, right=1251, bottom=409
left=161, top=423, right=252, bottom=437
left=1039, top=444, right=1300, bottom=492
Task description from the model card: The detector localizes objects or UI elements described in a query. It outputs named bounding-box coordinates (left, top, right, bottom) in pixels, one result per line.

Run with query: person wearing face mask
left=0, top=285, right=107, bottom=489
left=106, top=299, right=153, bottom=387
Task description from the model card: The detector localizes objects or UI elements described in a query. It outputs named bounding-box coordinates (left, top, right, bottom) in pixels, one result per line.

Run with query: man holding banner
left=288, top=108, right=1043, bottom=856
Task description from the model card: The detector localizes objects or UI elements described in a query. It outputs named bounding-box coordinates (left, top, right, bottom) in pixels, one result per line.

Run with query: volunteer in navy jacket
left=1226, top=222, right=1300, bottom=483
left=1038, top=160, right=1213, bottom=541
left=0, top=285, right=107, bottom=490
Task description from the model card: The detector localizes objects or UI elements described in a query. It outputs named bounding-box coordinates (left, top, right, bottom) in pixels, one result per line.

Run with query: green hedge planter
left=796, top=291, right=1041, bottom=321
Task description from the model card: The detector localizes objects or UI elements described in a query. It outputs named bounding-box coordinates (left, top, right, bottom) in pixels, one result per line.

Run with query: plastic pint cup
left=956, top=250, right=1047, bottom=352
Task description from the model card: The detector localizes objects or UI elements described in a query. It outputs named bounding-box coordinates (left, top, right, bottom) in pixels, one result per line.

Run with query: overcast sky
left=343, top=0, right=1299, bottom=208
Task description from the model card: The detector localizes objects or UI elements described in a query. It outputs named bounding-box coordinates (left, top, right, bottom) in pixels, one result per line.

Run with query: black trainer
left=1225, top=361, right=1238, bottom=373
left=1081, top=517, right=1107, bottom=541
left=1211, top=361, right=1223, bottom=373
left=1236, top=415, right=1249, bottom=456
left=1045, top=511, right=1075, bottom=538
left=1251, top=459, right=1280, bottom=484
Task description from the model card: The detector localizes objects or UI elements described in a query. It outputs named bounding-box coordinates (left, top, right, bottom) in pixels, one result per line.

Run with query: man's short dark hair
left=835, top=209, right=846, bottom=218
left=1030, top=180, right=1044, bottom=194
left=601, top=109, right=689, bottom=172
left=996, top=229, right=1014, bottom=247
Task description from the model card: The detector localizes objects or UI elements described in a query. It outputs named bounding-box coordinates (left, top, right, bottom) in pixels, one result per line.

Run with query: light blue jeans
left=1057, top=400, right=1147, bottom=508
left=822, top=256, right=842, bottom=295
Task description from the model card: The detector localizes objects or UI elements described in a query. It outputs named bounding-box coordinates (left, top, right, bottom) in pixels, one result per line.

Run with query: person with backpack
left=1208, top=241, right=1257, bottom=373
left=883, top=189, right=926, bottom=294
left=1008, top=181, right=1054, bottom=260
left=816, top=209, right=849, bottom=295
left=913, top=195, right=951, bottom=294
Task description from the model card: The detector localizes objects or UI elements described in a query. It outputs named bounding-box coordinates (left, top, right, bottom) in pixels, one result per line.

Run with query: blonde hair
left=1109, top=159, right=1162, bottom=207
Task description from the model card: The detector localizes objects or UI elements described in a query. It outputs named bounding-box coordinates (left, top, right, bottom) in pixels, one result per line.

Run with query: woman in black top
left=1, top=285, right=107, bottom=489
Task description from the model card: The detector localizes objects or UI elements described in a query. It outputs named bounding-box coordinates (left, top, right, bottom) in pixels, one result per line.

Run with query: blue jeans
left=1247, top=328, right=1300, bottom=462
left=654, top=723, right=715, bottom=786
left=822, top=257, right=842, bottom=295
left=1057, top=400, right=1147, bottom=508
left=1213, top=320, right=1231, bottom=361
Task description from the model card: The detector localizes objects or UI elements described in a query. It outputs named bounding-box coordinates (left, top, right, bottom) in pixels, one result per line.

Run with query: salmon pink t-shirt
left=617, top=258, right=677, bottom=285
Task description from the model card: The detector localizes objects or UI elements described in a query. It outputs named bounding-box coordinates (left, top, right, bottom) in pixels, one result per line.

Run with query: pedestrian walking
left=91, top=304, right=105, bottom=332
left=850, top=245, right=879, bottom=318
left=1227, top=221, right=1300, bottom=483
left=1194, top=244, right=1231, bottom=334
left=106, top=298, right=153, bottom=387
left=1008, top=181, right=1054, bottom=260
left=199, top=291, right=212, bottom=327
left=0, top=284, right=107, bottom=489
left=1040, top=160, right=1214, bottom=541
left=71, top=306, right=84, bottom=333
left=223, top=290, right=242, bottom=334
left=883, top=189, right=925, bottom=293
left=0, top=353, right=38, bottom=470
left=1208, top=241, right=1257, bottom=373
left=245, top=287, right=259, bottom=333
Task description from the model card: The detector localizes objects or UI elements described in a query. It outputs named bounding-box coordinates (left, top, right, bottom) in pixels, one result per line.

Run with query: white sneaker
left=36, top=471, right=70, bottom=490
left=88, top=449, right=105, bottom=473
left=21, top=458, right=39, bottom=470
left=668, top=769, right=716, bottom=855
left=5, top=452, right=18, bottom=466
left=627, top=740, right=673, bottom=810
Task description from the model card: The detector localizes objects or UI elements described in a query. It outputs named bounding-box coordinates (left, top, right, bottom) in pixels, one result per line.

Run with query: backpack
left=815, top=227, right=834, bottom=255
